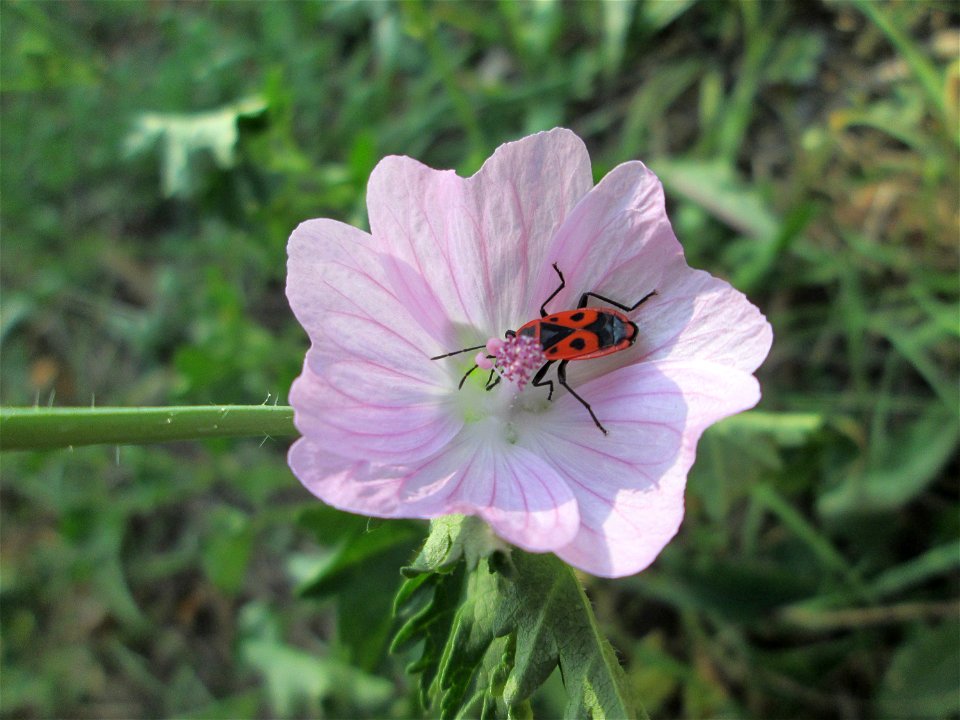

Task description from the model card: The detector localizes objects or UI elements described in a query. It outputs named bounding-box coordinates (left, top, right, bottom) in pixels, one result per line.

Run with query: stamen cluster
left=476, top=334, right=547, bottom=390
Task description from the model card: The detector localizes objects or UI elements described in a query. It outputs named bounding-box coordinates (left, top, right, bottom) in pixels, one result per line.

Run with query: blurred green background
left=1, top=1, right=957, bottom=718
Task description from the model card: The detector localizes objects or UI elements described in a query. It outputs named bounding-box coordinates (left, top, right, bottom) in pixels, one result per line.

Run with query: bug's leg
left=577, top=289, right=657, bottom=311
left=459, top=354, right=500, bottom=390
left=458, top=364, right=480, bottom=390
left=431, top=343, right=488, bottom=361
left=484, top=369, right=501, bottom=391
left=540, top=263, right=566, bottom=317
left=557, top=360, right=607, bottom=435
left=530, top=361, right=555, bottom=400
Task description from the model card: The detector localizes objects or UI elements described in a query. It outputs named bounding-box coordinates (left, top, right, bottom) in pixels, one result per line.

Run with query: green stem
left=0, top=405, right=297, bottom=451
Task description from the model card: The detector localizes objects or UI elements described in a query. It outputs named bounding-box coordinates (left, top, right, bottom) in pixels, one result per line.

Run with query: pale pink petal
left=526, top=160, right=770, bottom=386
left=637, top=258, right=773, bottom=373
left=552, top=258, right=773, bottom=392
left=287, top=218, right=446, bottom=375
left=288, top=438, right=413, bottom=519
left=524, top=360, right=761, bottom=577
left=287, top=219, right=463, bottom=464
left=367, top=128, right=593, bottom=344
left=400, top=430, right=580, bottom=551
left=289, top=438, right=462, bottom=520
left=290, top=354, right=461, bottom=464
left=289, top=429, right=580, bottom=551
left=533, top=161, right=681, bottom=314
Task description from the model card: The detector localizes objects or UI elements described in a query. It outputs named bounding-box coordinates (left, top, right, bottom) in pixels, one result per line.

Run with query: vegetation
left=2, top=1, right=957, bottom=718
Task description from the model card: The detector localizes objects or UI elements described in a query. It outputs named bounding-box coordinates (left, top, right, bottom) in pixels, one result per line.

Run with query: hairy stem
left=0, top=406, right=297, bottom=451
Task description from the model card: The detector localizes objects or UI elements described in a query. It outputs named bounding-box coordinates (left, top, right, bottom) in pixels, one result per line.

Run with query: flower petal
left=535, top=160, right=682, bottom=313
left=401, top=429, right=580, bottom=551
left=367, top=128, right=593, bottom=342
left=528, top=159, right=770, bottom=385
left=288, top=438, right=411, bottom=518
left=552, top=256, right=772, bottom=392
left=289, top=427, right=580, bottom=552
left=286, top=218, right=443, bottom=377
left=527, top=360, right=761, bottom=577
left=637, top=258, right=773, bottom=374
left=290, top=354, right=462, bottom=464
left=287, top=219, right=465, bottom=464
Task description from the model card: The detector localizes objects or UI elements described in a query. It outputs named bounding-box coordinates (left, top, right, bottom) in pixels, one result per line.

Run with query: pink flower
left=286, top=129, right=772, bottom=578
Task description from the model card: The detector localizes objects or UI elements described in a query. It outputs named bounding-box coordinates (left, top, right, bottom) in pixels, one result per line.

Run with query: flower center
left=476, top=334, right=547, bottom=390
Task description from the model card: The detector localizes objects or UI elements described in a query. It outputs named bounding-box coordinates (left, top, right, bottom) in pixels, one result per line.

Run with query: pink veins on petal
left=476, top=334, right=546, bottom=390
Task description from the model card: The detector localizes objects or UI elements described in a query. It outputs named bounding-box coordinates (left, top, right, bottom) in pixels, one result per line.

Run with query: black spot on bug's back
left=539, top=322, right=575, bottom=350
left=585, top=312, right=627, bottom=348
left=548, top=316, right=559, bottom=322
left=569, top=311, right=585, bottom=322
left=569, top=337, right=586, bottom=351
left=548, top=347, right=559, bottom=355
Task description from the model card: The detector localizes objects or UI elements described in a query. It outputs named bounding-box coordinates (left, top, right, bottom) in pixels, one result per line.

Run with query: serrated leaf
left=403, top=514, right=506, bottom=576
left=392, top=564, right=467, bottom=707
left=437, top=565, right=503, bottom=716
left=393, top=517, right=642, bottom=718
left=503, top=551, right=638, bottom=719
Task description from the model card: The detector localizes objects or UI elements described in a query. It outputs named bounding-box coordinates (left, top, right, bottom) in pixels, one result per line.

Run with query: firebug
left=431, top=264, right=656, bottom=435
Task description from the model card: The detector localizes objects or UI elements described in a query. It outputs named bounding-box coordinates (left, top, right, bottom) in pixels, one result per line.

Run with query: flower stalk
left=0, top=405, right=296, bottom=451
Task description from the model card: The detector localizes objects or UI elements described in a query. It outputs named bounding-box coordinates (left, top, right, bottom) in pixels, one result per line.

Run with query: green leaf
left=393, top=564, right=467, bottom=707
left=852, top=0, right=952, bottom=134
left=674, top=557, right=818, bottom=623
left=240, top=601, right=393, bottom=716
left=876, top=621, right=960, bottom=718
left=638, top=0, right=698, bottom=32
left=687, top=411, right=825, bottom=524
left=296, top=508, right=422, bottom=670
left=297, top=515, right=421, bottom=593
left=717, top=411, right=825, bottom=447
left=820, top=404, right=959, bottom=516
left=242, top=639, right=393, bottom=716
left=764, top=30, right=826, bottom=85
left=600, top=0, right=636, bottom=78
left=201, top=506, right=254, bottom=595
left=497, top=551, right=641, bottom=720
left=393, top=515, right=642, bottom=718
left=867, top=541, right=960, bottom=599
left=124, top=96, right=267, bottom=197
left=403, top=514, right=508, bottom=576
left=651, top=158, right=780, bottom=242
left=175, top=691, right=261, bottom=720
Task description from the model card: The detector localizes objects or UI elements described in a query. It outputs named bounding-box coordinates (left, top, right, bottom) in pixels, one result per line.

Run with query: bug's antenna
left=430, top=344, right=488, bottom=361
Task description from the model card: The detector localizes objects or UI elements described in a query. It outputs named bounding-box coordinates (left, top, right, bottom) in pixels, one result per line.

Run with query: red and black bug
left=430, top=263, right=656, bottom=435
